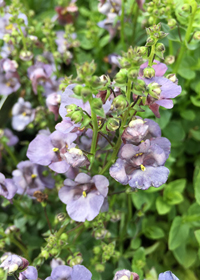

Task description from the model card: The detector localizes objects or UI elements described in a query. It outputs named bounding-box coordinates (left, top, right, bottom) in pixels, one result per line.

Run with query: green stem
left=1, top=142, right=18, bottom=166
left=173, top=3, right=197, bottom=74
left=131, top=4, right=139, bottom=44
left=168, top=40, right=173, bottom=55
left=18, top=25, right=27, bottom=51
left=10, top=237, right=29, bottom=261
left=126, top=79, right=132, bottom=103
left=148, top=44, right=156, bottom=67
left=89, top=99, right=99, bottom=168
left=120, top=0, right=125, bottom=50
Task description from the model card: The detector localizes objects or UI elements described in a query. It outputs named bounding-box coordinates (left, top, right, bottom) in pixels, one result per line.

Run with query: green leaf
left=190, top=129, right=200, bottom=141
left=178, top=68, right=196, bottom=80
left=191, top=96, right=200, bottom=107
left=99, top=35, right=110, bottom=48
left=156, top=109, right=172, bottom=129
left=194, top=229, right=200, bottom=245
left=169, top=216, right=190, bottom=250
left=180, top=110, right=196, bottom=121
left=144, top=226, right=165, bottom=239
left=156, top=196, right=172, bottom=215
left=173, top=244, right=197, bottom=268
left=164, top=121, right=185, bottom=142
left=167, top=179, right=187, bottom=193
left=194, top=167, right=200, bottom=205
left=164, top=191, right=184, bottom=205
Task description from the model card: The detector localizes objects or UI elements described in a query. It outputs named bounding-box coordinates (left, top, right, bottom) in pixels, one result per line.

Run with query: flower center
left=140, top=164, right=146, bottom=171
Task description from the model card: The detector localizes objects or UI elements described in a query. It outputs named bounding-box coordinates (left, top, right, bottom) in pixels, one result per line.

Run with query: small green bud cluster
left=67, top=252, right=83, bottom=266
left=102, top=242, right=118, bottom=263
left=146, top=1, right=176, bottom=25
left=146, top=23, right=168, bottom=46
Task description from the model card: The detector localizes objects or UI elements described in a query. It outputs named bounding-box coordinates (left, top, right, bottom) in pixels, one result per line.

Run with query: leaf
left=156, top=196, right=172, bottom=215
left=169, top=216, right=190, bottom=250
left=156, top=109, right=172, bottom=129
left=164, top=121, right=185, bottom=142
left=190, top=96, right=200, bottom=107
left=99, top=35, right=110, bottom=48
left=180, top=110, right=196, bottom=121
left=178, top=68, right=196, bottom=80
left=190, top=129, right=200, bottom=141
left=167, top=179, right=187, bottom=193
left=194, top=229, right=200, bottom=245
left=173, top=244, right=197, bottom=268
left=164, top=191, right=184, bottom=205
left=144, top=226, right=165, bottom=239
left=194, top=167, right=200, bottom=205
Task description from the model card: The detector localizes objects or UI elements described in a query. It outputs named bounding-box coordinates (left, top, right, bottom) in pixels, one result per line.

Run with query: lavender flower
left=122, top=117, right=161, bottom=144
left=114, top=269, right=139, bottom=280
left=12, top=161, right=55, bottom=197
left=0, top=172, right=17, bottom=201
left=0, top=254, right=29, bottom=274
left=46, top=92, right=61, bottom=120
left=50, top=258, right=65, bottom=269
left=159, top=271, right=179, bottom=280
left=19, top=266, right=38, bottom=280
left=2, top=128, right=18, bottom=146
left=143, top=76, right=182, bottom=118
left=27, top=130, right=79, bottom=173
left=55, top=118, right=82, bottom=136
left=11, top=98, right=35, bottom=131
left=27, top=62, right=53, bottom=94
left=109, top=139, right=170, bottom=190
left=45, top=264, right=92, bottom=280
left=59, top=173, right=109, bottom=222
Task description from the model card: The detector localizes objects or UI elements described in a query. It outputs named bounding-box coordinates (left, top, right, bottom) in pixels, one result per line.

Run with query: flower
left=46, top=92, right=61, bottom=120
left=27, top=62, right=53, bottom=94
left=122, top=117, right=161, bottom=144
left=11, top=97, right=35, bottom=131
left=0, top=172, right=17, bottom=201
left=19, top=266, right=38, bottom=280
left=109, top=139, right=170, bottom=190
left=59, top=173, right=109, bottom=221
left=12, top=161, right=55, bottom=197
left=27, top=130, right=79, bottom=173
left=2, top=128, right=18, bottom=146
left=139, top=60, right=168, bottom=78
left=113, top=269, right=139, bottom=280
left=0, top=254, right=29, bottom=274
left=45, top=264, right=92, bottom=280
left=158, top=271, right=179, bottom=280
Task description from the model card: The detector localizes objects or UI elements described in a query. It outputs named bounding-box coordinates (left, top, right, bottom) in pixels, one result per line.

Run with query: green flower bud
left=113, top=95, right=128, bottom=110
left=147, top=6, right=153, bottom=13
left=40, top=249, right=49, bottom=259
left=145, top=36, right=157, bottom=47
left=148, top=17, right=154, bottom=25
left=81, top=87, right=92, bottom=102
left=148, top=82, right=161, bottom=99
left=50, top=248, right=59, bottom=256
left=94, top=228, right=108, bottom=239
left=91, top=98, right=103, bottom=110
left=168, top=18, right=177, bottom=29
left=90, top=75, right=101, bottom=87
left=65, top=104, right=77, bottom=116
left=164, top=55, right=175, bottom=65
left=56, top=213, right=67, bottom=222
left=157, top=31, right=168, bottom=39
left=28, top=10, right=35, bottom=17
left=143, top=67, right=155, bottom=79
left=42, top=38, right=48, bottom=43
left=137, top=46, right=148, bottom=56
left=70, top=111, right=82, bottom=123
left=73, top=85, right=83, bottom=96
left=60, top=233, right=68, bottom=241
left=93, top=246, right=101, bottom=254
left=166, top=74, right=177, bottom=83
left=127, top=68, right=139, bottom=80
left=19, top=50, right=33, bottom=61
left=115, top=69, right=128, bottom=84
left=160, top=7, right=165, bottom=15
left=181, top=4, right=191, bottom=12
left=110, top=212, right=121, bottom=222
left=106, top=118, right=120, bottom=131
left=193, top=31, right=200, bottom=40
left=95, top=263, right=105, bottom=273
left=155, top=43, right=165, bottom=52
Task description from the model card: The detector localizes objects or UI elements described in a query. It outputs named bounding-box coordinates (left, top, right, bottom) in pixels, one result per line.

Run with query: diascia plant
left=0, top=0, right=200, bottom=279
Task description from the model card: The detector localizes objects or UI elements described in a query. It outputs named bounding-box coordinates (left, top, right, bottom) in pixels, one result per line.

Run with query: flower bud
left=113, top=95, right=128, bottom=110
left=19, top=50, right=33, bottom=61
left=60, top=233, right=68, bottom=241
left=143, top=66, right=155, bottom=79
left=65, top=104, right=77, bottom=116
left=168, top=18, right=177, bottom=29
left=91, top=98, right=103, bottom=110
left=70, top=111, right=83, bottom=123
left=133, top=79, right=146, bottom=92
left=115, top=69, right=128, bottom=84
left=73, top=85, right=83, bottom=96
left=81, top=87, right=92, bottom=102
left=40, top=249, right=49, bottom=259
left=157, top=31, right=168, bottom=39
left=114, top=270, right=139, bottom=280
left=181, top=4, right=191, bottom=12
left=95, top=263, right=105, bottom=273
left=145, top=36, right=156, bottom=46
left=110, top=212, right=121, bottom=222
left=93, top=246, right=101, bottom=254
left=193, top=31, right=200, bottom=40
left=166, top=74, right=178, bottom=83
left=137, top=46, right=148, bottom=56
left=148, top=82, right=161, bottom=99
left=164, top=55, right=175, bottom=65
left=127, top=68, right=139, bottom=80
left=56, top=213, right=67, bottom=222
left=148, top=17, right=154, bottom=25
left=106, top=118, right=120, bottom=131
left=155, top=43, right=165, bottom=52
left=5, top=225, right=19, bottom=235
left=94, top=228, right=108, bottom=239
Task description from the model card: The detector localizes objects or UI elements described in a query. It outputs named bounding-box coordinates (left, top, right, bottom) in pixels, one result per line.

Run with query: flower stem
left=89, top=99, right=99, bottom=168
left=173, top=3, right=197, bottom=74
left=10, top=237, right=29, bottom=261
left=148, top=44, right=156, bottom=67
left=18, top=25, right=27, bottom=51
left=43, top=206, right=53, bottom=234
left=13, top=273, right=20, bottom=280
left=1, top=142, right=18, bottom=166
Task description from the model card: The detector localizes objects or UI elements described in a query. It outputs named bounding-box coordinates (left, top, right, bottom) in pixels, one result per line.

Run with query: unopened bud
left=168, top=18, right=176, bottom=29
left=155, top=43, right=165, bottom=52
left=148, top=82, right=161, bottom=98
left=164, top=55, right=175, bottom=65
left=95, top=263, right=105, bottom=273
left=193, top=31, right=200, bottom=40
left=66, top=104, right=77, bottom=116
left=93, top=246, right=101, bottom=254
left=181, top=4, right=191, bottom=12
left=127, top=68, right=139, bottom=79
left=60, top=233, right=68, bottom=241
left=94, top=228, right=108, bottom=239
left=115, top=69, right=128, bottom=84
left=19, top=50, right=33, bottom=61
left=145, top=36, right=156, bottom=46
left=113, top=95, right=128, bottom=110
left=106, top=118, right=120, bottom=131
left=70, top=111, right=82, bottom=123
left=137, top=46, right=148, bottom=56
left=166, top=74, right=177, bottom=83
left=73, top=85, right=83, bottom=96
left=157, top=31, right=168, bottom=39
left=91, top=98, right=103, bottom=110
left=81, top=87, right=92, bottom=102
left=133, top=79, right=146, bottom=92
left=40, top=250, right=49, bottom=259
left=143, top=66, right=155, bottom=79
